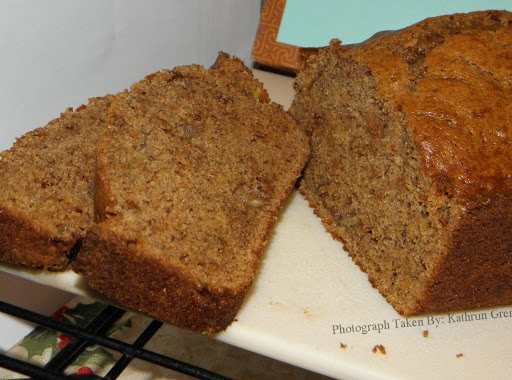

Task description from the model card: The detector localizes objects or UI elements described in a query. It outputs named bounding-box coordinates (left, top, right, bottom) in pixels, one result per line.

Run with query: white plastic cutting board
left=1, top=70, right=511, bottom=380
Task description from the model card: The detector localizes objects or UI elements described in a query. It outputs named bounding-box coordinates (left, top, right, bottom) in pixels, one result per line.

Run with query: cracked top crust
left=328, top=11, right=512, bottom=200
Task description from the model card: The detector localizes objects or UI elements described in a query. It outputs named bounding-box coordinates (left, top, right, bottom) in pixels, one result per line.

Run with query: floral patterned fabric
left=1, top=298, right=128, bottom=377
left=0, top=297, right=331, bottom=379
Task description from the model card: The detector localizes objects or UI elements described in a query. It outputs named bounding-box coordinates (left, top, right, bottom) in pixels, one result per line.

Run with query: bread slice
left=73, top=53, right=310, bottom=334
left=0, top=95, right=116, bottom=270
left=291, top=11, right=512, bottom=316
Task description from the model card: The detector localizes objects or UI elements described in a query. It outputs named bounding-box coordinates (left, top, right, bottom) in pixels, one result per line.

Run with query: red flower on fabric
left=50, top=306, right=70, bottom=321
left=72, top=366, right=94, bottom=375
left=58, top=333, right=73, bottom=350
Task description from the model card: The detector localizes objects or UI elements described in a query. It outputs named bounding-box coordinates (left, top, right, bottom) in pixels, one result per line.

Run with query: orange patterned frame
left=252, top=0, right=300, bottom=73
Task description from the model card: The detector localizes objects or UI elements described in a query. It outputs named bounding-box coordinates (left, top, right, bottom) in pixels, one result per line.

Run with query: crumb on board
left=423, top=330, right=429, bottom=338
left=303, top=308, right=314, bottom=319
left=269, top=300, right=284, bottom=308
left=372, top=344, right=386, bottom=355
left=456, top=353, right=464, bottom=358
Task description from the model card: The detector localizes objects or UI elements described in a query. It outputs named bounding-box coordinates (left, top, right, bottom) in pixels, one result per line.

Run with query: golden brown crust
left=416, top=195, right=512, bottom=314
left=75, top=223, right=248, bottom=334
left=0, top=208, right=72, bottom=270
left=328, top=11, right=512, bottom=199
left=292, top=10, right=512, bottom=316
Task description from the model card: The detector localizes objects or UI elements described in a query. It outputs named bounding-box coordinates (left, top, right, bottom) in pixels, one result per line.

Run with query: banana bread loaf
left=73, top=53, right=310, bottom=334
left=291, top=11, right=512, bottom=316
left=0, top=95, right=115, bottom=270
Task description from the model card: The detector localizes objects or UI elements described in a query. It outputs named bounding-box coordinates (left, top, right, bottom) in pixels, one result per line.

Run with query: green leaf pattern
left=18, top=326, right=59, bottom=360
left=63, top=301, right=108, bottom=328
left=9, top=297, right=131, bottom=376
left=72, top=346, right=116, bottom=368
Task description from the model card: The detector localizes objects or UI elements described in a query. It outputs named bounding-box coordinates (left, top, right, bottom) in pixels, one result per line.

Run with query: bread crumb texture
left=372, top=344, right=387, bottom=355
left=73, top=53, right=309, bottom=334
left=291, top=11, right=512, bottom=316
left=0, top=95, right=116, bottom=270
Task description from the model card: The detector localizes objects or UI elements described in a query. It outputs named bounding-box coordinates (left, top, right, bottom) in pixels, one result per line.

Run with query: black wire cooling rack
left=0, top=301, right=232, bottom=380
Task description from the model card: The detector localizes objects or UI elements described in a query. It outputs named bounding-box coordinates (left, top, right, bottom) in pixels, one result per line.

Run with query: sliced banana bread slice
left=73, top=54, right=310, bottom=334
left=0, top=95, right=116, bottom=270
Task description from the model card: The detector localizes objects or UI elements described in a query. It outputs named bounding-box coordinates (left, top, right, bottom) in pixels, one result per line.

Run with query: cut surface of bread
left=73, top=53, right=310, bottom=334
left=0, top=95, right=115, bottom=270
left=291, top=11, right=512, bottom=316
